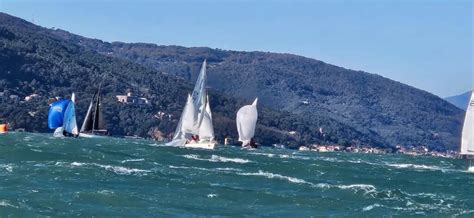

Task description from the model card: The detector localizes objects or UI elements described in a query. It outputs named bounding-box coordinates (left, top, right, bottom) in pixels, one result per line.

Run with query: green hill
left=0, top=12, right=464, bottom=150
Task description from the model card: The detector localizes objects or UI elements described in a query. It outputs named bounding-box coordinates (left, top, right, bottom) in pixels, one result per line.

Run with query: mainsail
left=236, top=98, right=258, bottom=146
left=80, top=87, right=107, bottom=134
left=80, top=93, right=95, bottom=133
left=461, top=91, right=474, bottom=155
left=190, top=60, right=208, bottom=134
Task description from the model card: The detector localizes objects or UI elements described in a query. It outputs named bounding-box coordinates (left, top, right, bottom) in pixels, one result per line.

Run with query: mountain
left=445, top=91, right=472, bottom=111
left=0, top=12, right=381, bottom=148
left=0, top=12, right=465, bottom=150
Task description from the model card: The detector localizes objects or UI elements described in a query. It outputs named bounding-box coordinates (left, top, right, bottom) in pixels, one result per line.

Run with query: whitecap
left=362, top=203, right=381, bottom=211
left=215, top=167, right=242, bottom=172
left=98, top=190, right=114, bottom=195
left=181, top=154, right=251, bottom=164
left=120, top=158, right=145, bottom=163
left=210, top=155, right=251, bottom=163
left=237, top=170, right=312, bottom=185
left=207, top=193, right=218, bottom=198
left=69, top=162, right=149, bottom=175
left=337, top=184, right=377, bottom=194
left=385, top=163, right=448, bottom=172
left=94, top=164, right=151, bottom=175
left=169, top=165, right=241, bottom=173
left=0, top=164, right=13, bottom=172
left=71, top=162, right=86, bottom=167
left=0, top=200, right=18, bottom=208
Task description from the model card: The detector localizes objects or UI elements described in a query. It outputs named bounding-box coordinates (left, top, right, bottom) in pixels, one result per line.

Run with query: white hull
left=53, top=127, right=64, bottom=138
left=184, top=141, right=217, bottom=150
left=468, top=166, right=474, bottom=172
left=79, top=133, right=107, bottom=138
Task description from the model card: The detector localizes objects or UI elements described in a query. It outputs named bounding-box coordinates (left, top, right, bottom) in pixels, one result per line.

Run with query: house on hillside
left=25, top=93, right=41, bottom=101
left=116, top=92, right=150, bottom=105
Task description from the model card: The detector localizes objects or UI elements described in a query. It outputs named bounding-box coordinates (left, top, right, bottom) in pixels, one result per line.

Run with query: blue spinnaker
left=48, top=100, right=71, bottom=129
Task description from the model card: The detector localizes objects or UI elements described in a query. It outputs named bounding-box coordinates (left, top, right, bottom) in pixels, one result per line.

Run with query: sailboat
left=48, top=93, right=79, bottom=137
left=168, top=60, right=216, bottom=149
left=236, top=98, right=258, bottom=148
left=80, top=86, right=108, bottom=138
left=460, top=90, right=474, bottom=172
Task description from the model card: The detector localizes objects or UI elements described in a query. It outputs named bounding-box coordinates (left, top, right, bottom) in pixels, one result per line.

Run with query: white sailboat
left=460, top=90, right=474, bottom=172
left=236, top=98, right=258, bottom=148
left=169, top=60, right=217, bottom=149
left=48, top=93, right=79, bottom=138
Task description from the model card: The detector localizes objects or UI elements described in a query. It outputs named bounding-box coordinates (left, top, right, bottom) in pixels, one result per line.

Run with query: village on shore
left=292, top=144, right=459, bottom=158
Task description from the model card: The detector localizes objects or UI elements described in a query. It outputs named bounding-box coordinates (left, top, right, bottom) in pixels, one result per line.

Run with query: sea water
left=0, top=132, right=473, bottom=216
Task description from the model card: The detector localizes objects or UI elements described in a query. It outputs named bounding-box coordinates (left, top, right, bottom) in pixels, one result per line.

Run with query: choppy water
left=0, top=132, right=473, bottom=216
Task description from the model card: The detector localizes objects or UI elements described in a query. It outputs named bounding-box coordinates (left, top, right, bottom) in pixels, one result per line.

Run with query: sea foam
left=181, top=154, right=251, bottom=164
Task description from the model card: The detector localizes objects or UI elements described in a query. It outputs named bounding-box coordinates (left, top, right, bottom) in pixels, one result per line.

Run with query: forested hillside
left=0, top=12, right=385, bottom=148
left=0, top=12, right=465, bottom=150
left=49, top=22, right=464, bottom=151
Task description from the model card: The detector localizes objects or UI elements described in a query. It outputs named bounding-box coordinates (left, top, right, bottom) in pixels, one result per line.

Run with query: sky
left=0, top=0, right=472, bottom=97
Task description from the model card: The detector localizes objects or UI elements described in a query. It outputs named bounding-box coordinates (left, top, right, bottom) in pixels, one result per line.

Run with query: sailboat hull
left=184, top=142, right=217, bottom=150
left=468, top=166, right=474, bottom=172
left=79, top=133, right=107, bottom=138
left=53, top=127, right=64, bottom=138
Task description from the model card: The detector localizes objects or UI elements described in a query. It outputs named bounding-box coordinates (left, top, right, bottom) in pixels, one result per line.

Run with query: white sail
left=199, top=95, right=214, bottom=141
left=168, top=60, right=215, bottom=149
left=236, top=98, right=258, bottom=145
left=172, top=94, right=195, bottom=142
left=191, top=60, right=208, bottom=135
left=461, top=91, right=474, bottom=155
left=181, top=94, right=196, bottom=136
left=63, top=93, right=78, bottom=135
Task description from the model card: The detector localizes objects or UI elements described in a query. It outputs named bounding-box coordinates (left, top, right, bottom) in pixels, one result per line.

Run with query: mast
left=92, top=90, right=100, bottom=131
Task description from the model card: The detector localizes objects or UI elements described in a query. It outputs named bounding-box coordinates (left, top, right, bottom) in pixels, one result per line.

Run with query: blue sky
left=0, top=0, right=472, bottom=97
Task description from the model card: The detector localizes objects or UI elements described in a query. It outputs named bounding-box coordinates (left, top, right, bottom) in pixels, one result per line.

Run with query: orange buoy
left=0, top=124, right=8, bottom=133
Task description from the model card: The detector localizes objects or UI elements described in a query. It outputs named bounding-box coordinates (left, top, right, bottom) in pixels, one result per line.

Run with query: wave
left=337, top=184, right=377, bottom=195
left=68, top=162, right=150, bottom=175
left=0, top=200, right=18, bottom=208
left=0, top=164, right=13, bottom=173
left=207, top=193, right=218, bottom=198
left=237, top=170, right=312, bottom=185
left=120, top=158, right=145, bottom=163
left=385, top=163, right=454, bottom=172
left=362, top=203, right=382, bottom=212
left=181, top=154, right=251, bottom=164
left=169, top=165, right=242, bottom=173
left=249, top=152, right=312, bottom=161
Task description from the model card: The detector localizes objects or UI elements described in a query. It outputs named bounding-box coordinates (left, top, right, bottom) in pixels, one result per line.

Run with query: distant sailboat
left=48, top=93, right=79, bottom=137
left=236, top=98, right=258, bottom=148
left=168, top=60, right=216, bottom=149
left=80, top=86, right=108, bottom=137
left=460, top=90, right=474, bottom=172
